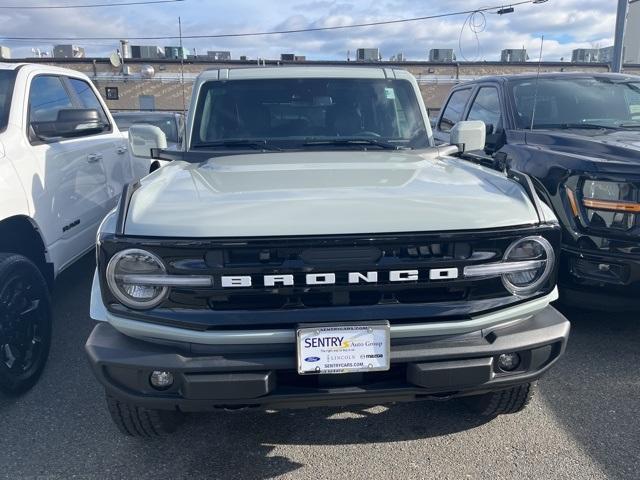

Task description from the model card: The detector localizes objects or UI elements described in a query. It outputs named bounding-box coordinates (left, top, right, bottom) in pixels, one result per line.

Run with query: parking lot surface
left=1, top=254, right=638, bottom=480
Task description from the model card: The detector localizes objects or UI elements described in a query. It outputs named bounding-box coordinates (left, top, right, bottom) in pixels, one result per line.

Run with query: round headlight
left=502, top=236, right=555, bottom=295
left=106, top=249, right=168, bottom=309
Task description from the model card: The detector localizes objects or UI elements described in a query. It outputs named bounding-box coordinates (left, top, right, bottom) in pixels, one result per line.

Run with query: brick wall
left=21, top=58, right=640, bottom=112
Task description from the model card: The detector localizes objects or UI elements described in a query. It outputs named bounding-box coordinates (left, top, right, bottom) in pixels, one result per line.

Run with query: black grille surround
left=98, top=225, right=561, bottom=331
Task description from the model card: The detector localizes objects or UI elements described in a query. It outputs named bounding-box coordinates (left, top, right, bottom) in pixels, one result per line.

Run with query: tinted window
left=510, top=77, right=640, bottom=129
left=191, top=78, right=429, bottom=149
left=29, top=75, right=73, bottom=122
left=439, top=89, right=471, bottom=132
left=0, top=70, right=17, bottom=132
left=68, top=78, right=109, bottom=124
left=467, top=87, right=502, bottom=133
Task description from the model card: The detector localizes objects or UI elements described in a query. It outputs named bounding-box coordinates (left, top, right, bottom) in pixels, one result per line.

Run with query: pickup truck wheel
left=0, top=253, right=52, bottom=395
left=464, top=382, right=535, bottom=417
left=106, top=394, right=185, bottom=437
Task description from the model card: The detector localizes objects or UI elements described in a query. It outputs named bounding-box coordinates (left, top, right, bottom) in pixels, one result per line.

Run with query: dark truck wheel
left=106, top=394, right=185, bottom=437
left=0, top=253, right=52, bottom=394
left=464, top=383, right=535, bottom=417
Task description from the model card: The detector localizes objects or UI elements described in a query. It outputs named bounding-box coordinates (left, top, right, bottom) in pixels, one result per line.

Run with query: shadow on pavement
left=538, top=304, right=640, bottom=479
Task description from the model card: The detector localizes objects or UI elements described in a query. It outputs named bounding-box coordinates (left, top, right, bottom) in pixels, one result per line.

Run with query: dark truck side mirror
left=31, top=108, right=106, bottom=139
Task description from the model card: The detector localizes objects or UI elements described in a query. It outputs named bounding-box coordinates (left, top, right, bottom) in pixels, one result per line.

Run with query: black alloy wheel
left=0, top=253, right=52, bottom=395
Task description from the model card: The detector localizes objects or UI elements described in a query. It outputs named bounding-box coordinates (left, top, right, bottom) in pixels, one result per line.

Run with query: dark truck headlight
left=566, top=179, right=639, bottom=233
left=464, top=236, right=556, bottom=295
left=105, top=248, right=213, bottom=310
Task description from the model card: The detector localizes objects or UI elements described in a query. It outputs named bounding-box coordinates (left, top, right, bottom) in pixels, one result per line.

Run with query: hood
left=524, top=129, right=640, bottom=168
left=125, top=150, right=540, bottom=237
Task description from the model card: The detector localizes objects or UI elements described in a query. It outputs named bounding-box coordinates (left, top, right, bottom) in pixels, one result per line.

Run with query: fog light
left=150, top=370, right=174, bottom=390
left=497, top=353, right=521, bottom=372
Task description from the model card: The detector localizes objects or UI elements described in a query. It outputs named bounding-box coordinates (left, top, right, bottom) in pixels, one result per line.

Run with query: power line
left=0, top=0, right=184, bottom=9
left=0, top=0, right=543, bottom=41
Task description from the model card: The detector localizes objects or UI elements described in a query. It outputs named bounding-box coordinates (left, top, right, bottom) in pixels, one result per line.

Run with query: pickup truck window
left=0, top=70, right=17, bottom=132
left=511, top=77, right=640, bottom=129
left=28, top=75, right=73, bottom=123
left=68, top=77, right=110, bottom=126
left=467, top=87, right=502, bottom=134
left=438, top=88, right=471, bottom=132
left=191, top=78, right=428, bottom=149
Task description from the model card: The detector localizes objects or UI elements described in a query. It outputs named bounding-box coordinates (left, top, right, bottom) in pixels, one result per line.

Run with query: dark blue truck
left=434, top=73, right=640, bottom=310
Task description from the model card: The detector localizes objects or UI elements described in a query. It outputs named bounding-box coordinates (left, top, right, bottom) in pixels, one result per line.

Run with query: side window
left=68, top=77, right=110, bottom=126
left=438, top=89, right=471, bottom=132
left=467, top=87, right=502, bottom=134
left=28, top=75, right=73, bottom=123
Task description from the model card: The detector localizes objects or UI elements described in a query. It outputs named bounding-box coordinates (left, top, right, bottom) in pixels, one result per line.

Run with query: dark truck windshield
left=113, top=113, right=180, bottom=143
left=191, top=78, right=429, bottom=149
left=510, top=77, right=640, bottom=130
left=0, top=70, right=17, bottom=132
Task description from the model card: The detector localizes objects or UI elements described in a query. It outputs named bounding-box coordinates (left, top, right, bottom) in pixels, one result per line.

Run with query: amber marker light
left=582, top=198, right=640, bottom=213
left=565, top=187, right=580, bottom=217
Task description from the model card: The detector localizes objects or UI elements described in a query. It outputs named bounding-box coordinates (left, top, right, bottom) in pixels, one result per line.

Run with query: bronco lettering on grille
left=219, top=269, right=459, bottom=288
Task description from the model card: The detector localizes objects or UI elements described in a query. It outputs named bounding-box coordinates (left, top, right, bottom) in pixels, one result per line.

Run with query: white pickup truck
left=0, top=63, right=145, bottom=394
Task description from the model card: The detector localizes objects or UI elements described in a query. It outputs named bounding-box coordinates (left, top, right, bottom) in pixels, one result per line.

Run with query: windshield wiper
left=616, top=122, right=640, bottom=129
left=302, top=138, right=402, bottom=150
left=532, top=123, right=616, bottom=130
left=191, top=139, right=282, bottom=151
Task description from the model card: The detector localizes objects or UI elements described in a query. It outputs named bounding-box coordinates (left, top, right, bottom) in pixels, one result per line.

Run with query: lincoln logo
left=218, top=269, right=459, bottom=288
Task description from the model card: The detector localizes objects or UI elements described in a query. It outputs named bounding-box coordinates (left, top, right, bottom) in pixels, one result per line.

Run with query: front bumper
left=560, top=245, right=640, bottom=310
left=85, top=305, right=569, bottom=412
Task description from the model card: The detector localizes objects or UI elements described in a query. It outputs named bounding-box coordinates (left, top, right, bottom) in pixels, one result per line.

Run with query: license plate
left=296, top=322, right=390, bottom=375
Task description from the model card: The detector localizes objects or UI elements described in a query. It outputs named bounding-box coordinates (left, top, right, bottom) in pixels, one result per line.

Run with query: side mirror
left=450, top=120, right=486, bottom=153
left=32, top=108, right=105, bottom=138
left=129, top=124, right=167, bottom=158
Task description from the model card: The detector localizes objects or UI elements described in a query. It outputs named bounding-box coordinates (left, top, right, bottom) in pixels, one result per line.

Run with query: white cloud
left=0, top=0, right=619, bottom=61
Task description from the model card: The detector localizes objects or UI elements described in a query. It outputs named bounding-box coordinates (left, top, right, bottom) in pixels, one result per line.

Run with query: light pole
left=612, top=0, right=629, bottom=72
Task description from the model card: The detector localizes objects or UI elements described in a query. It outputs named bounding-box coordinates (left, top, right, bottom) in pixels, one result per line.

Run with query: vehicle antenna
left=529, top=34, right=544, bottom=131
left=179, top=16, right=187, bottom=160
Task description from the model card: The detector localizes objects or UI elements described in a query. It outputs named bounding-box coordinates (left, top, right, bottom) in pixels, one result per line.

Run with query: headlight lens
left=106, top=249, right=168, bottom=309
left=502, top=236, right=555, bottom=295
left=581, top=180, right=639, bottom=232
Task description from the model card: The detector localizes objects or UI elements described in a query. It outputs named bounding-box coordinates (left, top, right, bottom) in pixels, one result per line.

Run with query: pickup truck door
left=66, top=77, right=132, bottom=210
left=25, top=74, right=124, bottom=271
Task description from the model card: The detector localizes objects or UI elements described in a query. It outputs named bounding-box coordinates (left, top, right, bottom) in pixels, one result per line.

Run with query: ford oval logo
left=305, top=356, right=320, bottom=362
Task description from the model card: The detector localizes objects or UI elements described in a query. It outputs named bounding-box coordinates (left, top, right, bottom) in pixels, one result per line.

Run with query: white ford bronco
left=0, top=63, right=145, bottom=394
left=85, top=67, right=570, bottom=436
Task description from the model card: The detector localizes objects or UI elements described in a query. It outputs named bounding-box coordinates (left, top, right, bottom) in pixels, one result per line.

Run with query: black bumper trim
left=85, top=305, right=569, bottom=411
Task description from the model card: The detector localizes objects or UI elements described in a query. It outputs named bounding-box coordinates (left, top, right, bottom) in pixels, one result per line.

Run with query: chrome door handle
left=117, top=146, right=128, bottom=155
left=87, top=153, right=103, bottom=163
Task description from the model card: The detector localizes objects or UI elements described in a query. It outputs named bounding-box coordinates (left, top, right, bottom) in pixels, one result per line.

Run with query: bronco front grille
left=99, top=227, right=561, bottom=328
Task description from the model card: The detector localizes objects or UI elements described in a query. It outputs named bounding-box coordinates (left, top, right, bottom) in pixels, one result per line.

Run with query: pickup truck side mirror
left=450, top=120, right=486, bottom=153
left=31, top=108, right=106, bottom=139
left=129, top=124, right=167, bottom=158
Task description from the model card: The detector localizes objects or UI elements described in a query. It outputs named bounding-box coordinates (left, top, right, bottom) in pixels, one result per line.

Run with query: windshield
left=191, top=78, right=429, bottom=149
left=114, top=114, right=180, bottom=143
left=510, top=77, right=640, bottom=130
left=0, top=70, right=17, bottom=132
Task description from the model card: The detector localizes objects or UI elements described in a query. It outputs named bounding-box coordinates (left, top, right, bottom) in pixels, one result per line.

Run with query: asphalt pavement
left=1, top=253, right=638, bottom=480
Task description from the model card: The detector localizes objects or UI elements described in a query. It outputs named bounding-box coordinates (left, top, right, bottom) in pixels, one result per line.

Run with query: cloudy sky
left=0, top=0, right=620, bottom=61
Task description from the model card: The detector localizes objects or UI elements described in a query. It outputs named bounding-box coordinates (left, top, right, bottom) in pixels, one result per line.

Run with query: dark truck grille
left=99, top=227, right=560, bottom=329
left=166, top=240, right=497, bottom=310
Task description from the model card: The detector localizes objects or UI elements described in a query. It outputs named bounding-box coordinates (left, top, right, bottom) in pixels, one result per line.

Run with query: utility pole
left=612, top=0, right=629, bottom=72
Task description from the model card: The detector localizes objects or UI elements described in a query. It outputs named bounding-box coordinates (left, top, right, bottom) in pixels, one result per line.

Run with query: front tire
left=0, top=253, right=52, bottom=394
left=464, top=383, right=535, bottom=417
left=106, top=394, right=185, bottom=437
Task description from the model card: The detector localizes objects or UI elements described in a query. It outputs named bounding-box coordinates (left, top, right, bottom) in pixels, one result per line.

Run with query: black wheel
left=0, top=253, right=52, bottom=394
left=106, top=394, right=185, bottom=437
left=464, top=383, right=535, bottom=417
